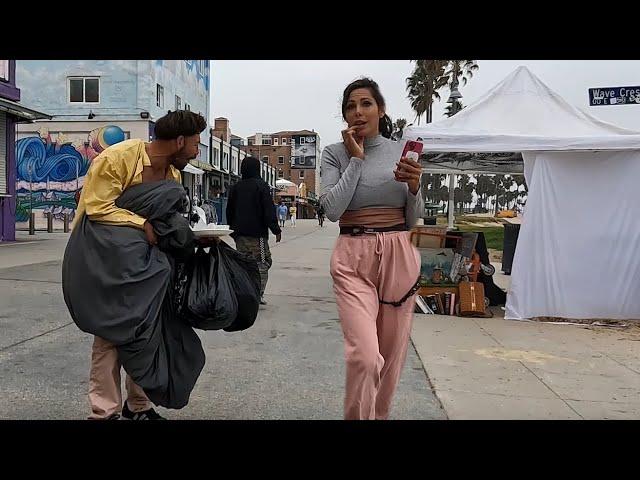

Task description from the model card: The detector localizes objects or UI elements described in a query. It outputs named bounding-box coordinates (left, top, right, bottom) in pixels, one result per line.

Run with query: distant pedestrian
left=289, top=204, right=297, bottom=227
left=317, top=205, right=325, bottom=227
left=277, top=202, right=288, bottom=228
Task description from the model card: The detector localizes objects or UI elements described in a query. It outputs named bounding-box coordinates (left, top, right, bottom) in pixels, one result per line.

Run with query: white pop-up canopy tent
left=405, top=66, right=640, bottom=321
left=276, top=179, right=296, bottom=188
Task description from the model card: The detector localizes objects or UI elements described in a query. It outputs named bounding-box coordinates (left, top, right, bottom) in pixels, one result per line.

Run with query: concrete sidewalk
left=410, top=299, right=640, bottom=420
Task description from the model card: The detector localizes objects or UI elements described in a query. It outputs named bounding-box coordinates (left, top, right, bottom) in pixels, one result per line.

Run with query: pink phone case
left=401, top=140, right=423, bottom=161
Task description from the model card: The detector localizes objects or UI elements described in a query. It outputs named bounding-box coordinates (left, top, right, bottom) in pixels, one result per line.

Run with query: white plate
left=192, top=228, right=234, bottom=238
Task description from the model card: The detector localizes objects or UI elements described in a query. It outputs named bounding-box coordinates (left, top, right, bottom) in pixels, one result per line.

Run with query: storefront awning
left=183, top=163, right=204, bottom=175
left=189, top=160, right=213, bottom=172
left=0, top=98, right=51, bottom=123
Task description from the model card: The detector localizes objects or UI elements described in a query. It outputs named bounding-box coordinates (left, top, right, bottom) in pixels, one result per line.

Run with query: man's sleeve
left=83, top=154, right=146, bottom=228
left=262, top=185, right=281, bottom=236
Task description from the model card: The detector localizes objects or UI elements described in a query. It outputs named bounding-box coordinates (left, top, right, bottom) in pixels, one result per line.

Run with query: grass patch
left=454, top=225, right=504, bottom=251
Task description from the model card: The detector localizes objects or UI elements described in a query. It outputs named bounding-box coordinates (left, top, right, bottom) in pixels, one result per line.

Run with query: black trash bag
left=218, top=242, right=261, bottom=332
left=179, top=247, right=238, bottom=330
left=63, top=180, right=204, bottom=409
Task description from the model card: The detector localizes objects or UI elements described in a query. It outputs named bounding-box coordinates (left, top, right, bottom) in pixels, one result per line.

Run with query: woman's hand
left=394, top=156, right=422, bottom=195
left=341, top=126, right=365, bottom=160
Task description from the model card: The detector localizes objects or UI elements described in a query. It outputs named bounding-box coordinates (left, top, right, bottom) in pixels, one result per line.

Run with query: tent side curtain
left=505, top=150, right=640, bottom=320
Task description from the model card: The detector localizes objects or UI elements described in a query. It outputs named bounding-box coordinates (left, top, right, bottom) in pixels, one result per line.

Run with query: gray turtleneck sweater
left=319, top=135, right=424, bottom=228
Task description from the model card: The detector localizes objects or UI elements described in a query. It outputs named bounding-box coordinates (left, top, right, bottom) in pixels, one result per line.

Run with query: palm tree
left=500, top=175, right=516, bottom=211
left=454, top=174, right=474, bottom=213
left=444, top=60, right=480, bottom=88
left=406, top=60, right=448, bottom=125
left=444, top=101, right=464, bottom=118
left=512, top=175, right=528, bottom=211
left=475, top=175, right=492, bottom=212
left=391, top=118, right=407, bottom=140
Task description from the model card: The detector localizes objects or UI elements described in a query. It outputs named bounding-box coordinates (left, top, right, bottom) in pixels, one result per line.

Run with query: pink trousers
left=330, top=231, right=420, bottom=420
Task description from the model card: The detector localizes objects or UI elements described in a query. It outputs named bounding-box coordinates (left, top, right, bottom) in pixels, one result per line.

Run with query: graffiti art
left=15, top=125, right=127, bottom=224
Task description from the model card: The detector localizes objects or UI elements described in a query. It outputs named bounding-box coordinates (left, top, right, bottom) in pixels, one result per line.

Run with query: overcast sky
left=210, top=60, right=640, bottom=148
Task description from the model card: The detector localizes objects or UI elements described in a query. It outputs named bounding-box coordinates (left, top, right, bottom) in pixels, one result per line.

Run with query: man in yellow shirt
left=76, top=110, right=207, bottom=420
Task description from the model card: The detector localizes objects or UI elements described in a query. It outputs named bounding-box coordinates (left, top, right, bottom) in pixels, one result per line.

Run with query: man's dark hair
left=154, top=110, right=207, bottom=140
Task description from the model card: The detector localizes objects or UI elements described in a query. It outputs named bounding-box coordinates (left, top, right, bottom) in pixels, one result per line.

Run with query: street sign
left=588, top=86, right=640, bottom=106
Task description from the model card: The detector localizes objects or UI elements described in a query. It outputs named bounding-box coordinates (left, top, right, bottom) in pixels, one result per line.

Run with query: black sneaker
left=122, top=402, right=166, bottom=420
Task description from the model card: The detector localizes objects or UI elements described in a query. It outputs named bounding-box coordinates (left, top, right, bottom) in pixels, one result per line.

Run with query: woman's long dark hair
left=341, top=77, right=393, bottom=139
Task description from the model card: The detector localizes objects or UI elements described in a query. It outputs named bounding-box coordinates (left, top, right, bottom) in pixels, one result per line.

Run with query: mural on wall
left=15, top=125, right=127, bottom=226
left=154, top=60, right=210, bottom=93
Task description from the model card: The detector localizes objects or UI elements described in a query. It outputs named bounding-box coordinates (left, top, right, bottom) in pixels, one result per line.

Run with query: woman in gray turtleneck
left=320, top=77, right=423, bottom=420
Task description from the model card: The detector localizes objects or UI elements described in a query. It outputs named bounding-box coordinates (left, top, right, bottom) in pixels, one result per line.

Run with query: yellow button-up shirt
left=74, top=139, right=182, bottom=230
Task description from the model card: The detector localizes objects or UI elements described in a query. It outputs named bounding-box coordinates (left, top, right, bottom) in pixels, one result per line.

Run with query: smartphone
left=401, top=140, right=423, bottom=162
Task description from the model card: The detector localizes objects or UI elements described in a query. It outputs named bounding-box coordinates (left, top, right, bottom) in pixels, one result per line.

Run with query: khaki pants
left=88, top=336, right=152, bottom=419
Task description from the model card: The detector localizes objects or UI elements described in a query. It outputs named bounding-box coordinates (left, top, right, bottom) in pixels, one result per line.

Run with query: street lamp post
left=28, top=164, right=33, bottom=218
left=446, top=74, right=463, bottom=230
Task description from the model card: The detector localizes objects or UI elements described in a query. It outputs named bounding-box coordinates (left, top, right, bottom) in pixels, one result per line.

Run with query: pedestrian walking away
left=226, top=156, right=282, bottom=305
left=320, top=77, right=424, bottom=420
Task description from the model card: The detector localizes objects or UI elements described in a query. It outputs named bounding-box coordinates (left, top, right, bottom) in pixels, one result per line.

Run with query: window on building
left=156, top=84, right=164, bottom=108
left=175, top=95, right=181, bottom=110
left=261, top=138, right=272, bottom=145
left=278, top=170, right=284, bottom=179
left=213, top=149, right=220, bottom=167
left=278, top=156, right=284, bottom=164
left=69, top=77, right=100, bottom=103
left=0, top=60, right=8, bottom=81
left=273, top=138, right=279, bottom=146
left=262, top=155, right=269, bottom=163
left=299, top=170, right=305, bottom=179
left=281, top=138, right=286, bottom=145
left=300, top=137, right=305, bottom=144
left=248, top=138, right=254, bottom=146
left=223, top=152, right=229, bottom=171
